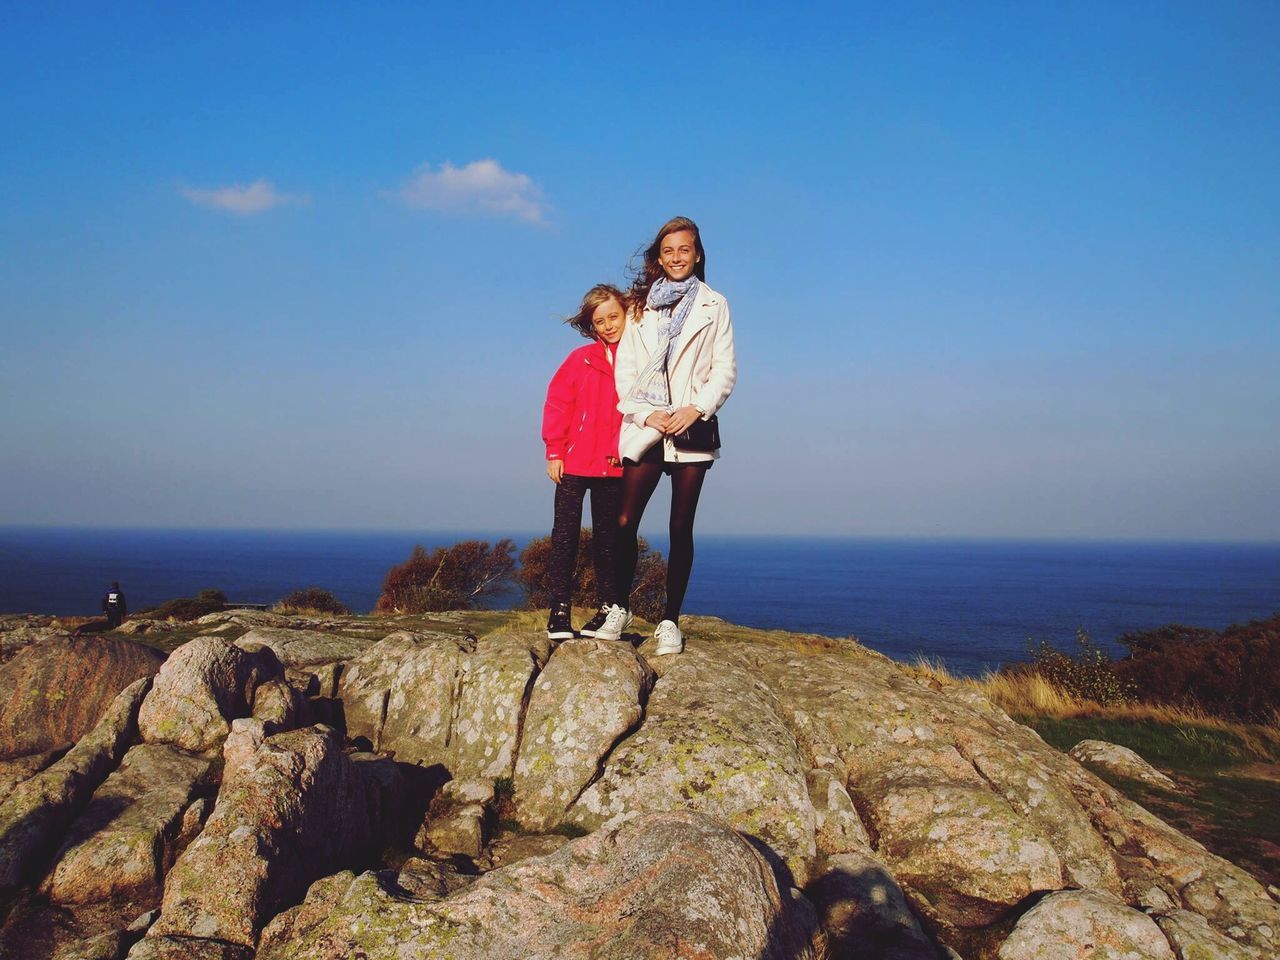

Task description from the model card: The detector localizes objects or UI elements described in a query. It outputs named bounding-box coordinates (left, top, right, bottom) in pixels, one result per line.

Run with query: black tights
left=615, top=460, right=709, bottom=623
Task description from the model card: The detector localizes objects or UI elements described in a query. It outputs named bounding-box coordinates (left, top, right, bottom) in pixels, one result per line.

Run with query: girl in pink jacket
left=540, top=284, right=628, bottom=641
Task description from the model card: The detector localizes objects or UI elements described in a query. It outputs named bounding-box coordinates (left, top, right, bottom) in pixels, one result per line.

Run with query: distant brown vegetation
left=141, top=588, right=227, bottom=622
left=967, top=614, right=1280, bottom=727
left=515, top=529, right=667, bottom=623
left=274, top=587, right=349, bottom=616
left=1111, top=615, right=1280, bottom=725
left=374, top=540, right=516, bottom=614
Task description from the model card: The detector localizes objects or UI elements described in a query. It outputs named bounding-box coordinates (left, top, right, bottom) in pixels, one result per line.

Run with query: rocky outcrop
left=417, top=777, right=495, bottom=858
left=1070, top=738, right=1179, bottom=789
left=0, top=635, right=164, bottom=760
left=451, top=631, right=549, bottom=778
left=2, top=614, right=1277, bottom=960
left=235, top=625, right=372, bottom=669
left=42, top=743, right=212, bottom=904
left=1155, top=909, right=1260, bottom=960
left=257, top=811, right=820, bottom=960
left=0, top=748, right=63, bottom=806
left=51, top=909, right=156, bottom=960
left=136, top=636, right=282, bottom=753
left=339, top=629, right=548, bottom=777
left=567, top=643, right=817, bottom=882
left=998, top=888, right=1176, bottom=959
left=736, top=631, right=1280, bottom=956
left=141, top=722, right=404, bottom=951
left=513, top=637, right=653, bottom=830
left=0, top=615, right=65, bottom=665
left=0, top=676, right=149, bottom=892
left=339, top=630, right=461, bottom=759
left=745, top=645, right=1108, bottom=916
left=807, top=766, right=871, bottom=853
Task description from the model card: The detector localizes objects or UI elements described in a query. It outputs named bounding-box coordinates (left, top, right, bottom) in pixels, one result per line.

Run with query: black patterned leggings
left=547, top=475, right=622, bottom=608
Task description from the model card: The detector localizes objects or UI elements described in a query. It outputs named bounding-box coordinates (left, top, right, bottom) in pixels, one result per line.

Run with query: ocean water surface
left=1, top=527, right=1277, bottom=676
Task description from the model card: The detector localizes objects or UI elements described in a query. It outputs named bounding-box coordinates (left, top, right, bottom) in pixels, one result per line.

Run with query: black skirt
left=623, top=439, right=712, bottom=474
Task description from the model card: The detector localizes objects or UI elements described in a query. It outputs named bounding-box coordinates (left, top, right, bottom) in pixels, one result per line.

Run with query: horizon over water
left=2, top=526, right=1277, bottom=676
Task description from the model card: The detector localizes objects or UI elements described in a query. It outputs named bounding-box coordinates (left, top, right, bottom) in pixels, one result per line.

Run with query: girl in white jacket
left=593, top=216, right=737, bottom=655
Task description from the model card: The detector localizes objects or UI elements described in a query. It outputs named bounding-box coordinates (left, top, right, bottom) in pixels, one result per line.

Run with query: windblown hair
left=628, top=216, right=706, bottom=308
left=565, top=283, right=628, bottom=339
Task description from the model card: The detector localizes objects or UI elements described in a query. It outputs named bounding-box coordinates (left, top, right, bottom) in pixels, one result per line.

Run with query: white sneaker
left=593, top=604, right=633, bottom=642
left=654, top=620, right=684, bottom=655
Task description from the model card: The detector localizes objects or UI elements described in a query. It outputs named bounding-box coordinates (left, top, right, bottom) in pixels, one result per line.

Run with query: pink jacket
left=542, top=340, right=623, bottom=478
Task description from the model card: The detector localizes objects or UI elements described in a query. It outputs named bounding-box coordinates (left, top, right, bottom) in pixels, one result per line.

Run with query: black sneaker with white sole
left=578, top=604, right=613, bottom=638
left=546, top=602, right=575, bottom=641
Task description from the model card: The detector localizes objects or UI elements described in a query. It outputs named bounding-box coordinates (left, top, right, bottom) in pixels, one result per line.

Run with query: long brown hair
left=628, top=215, right=706, bottom=308
left=565, top=283, right=628, bottom=339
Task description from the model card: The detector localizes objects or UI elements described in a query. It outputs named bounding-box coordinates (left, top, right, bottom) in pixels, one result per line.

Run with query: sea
left=2, top=527, right=1277, bottom=677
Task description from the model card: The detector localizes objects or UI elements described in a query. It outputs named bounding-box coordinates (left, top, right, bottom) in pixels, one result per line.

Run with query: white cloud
left=396, top=159, right=548, bottom=223
left=179, top=179, right=309, bottom=215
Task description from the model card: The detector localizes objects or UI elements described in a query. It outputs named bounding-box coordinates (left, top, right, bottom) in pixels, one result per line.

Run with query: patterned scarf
left=624, top=277, right=701, bottom=409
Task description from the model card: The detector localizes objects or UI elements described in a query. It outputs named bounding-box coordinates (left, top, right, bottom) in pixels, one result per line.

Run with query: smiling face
left=590, top=297, right=626, bottom=344
left=658, top=229, right=700, bottom=281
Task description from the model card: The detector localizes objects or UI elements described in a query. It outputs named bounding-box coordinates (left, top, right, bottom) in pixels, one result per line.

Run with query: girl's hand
left=547, top=459, right=565, bottom=484
left=664, top=405, right=702, bottom=435
left=644, top=411, right=671, bottom=432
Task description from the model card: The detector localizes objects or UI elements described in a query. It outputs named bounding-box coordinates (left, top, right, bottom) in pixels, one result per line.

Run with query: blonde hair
left=565, top=284, right=628, bottom=339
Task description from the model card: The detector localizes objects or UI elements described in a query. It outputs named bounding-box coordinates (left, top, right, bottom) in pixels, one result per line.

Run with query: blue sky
left=2, top=2, right=1278, bottom=538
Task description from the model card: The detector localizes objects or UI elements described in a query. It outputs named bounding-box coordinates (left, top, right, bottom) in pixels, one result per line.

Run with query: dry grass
left=270, top=602, right=343, bottom=618
left=910, top=655, right=1280, bottom=762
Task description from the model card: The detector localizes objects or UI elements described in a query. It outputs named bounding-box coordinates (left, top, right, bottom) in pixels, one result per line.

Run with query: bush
left=1113, top=615, right=1280, bottom=724
left=143, top=588, right=227, bottom=622
left=374, top=540, right=517, bottom=614
left=515, top=529, right=667, bottom=623
left=1021, top=628, right=1136, bottom=707
left=275, top=587, right=349, bottom=616
left=1115, top=623, right=1217, bottom=657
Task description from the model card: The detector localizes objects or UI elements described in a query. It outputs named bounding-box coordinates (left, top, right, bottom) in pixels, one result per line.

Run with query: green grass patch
left=1022, top=713, right=1280, bottom=887
left=1023, top=714, right=1277, bottom=775
left=106, top=623, right=249, bottom=656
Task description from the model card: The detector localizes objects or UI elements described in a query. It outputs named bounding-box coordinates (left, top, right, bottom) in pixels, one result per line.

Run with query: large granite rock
left=513, top=638, right=653, bottom=831
left=3, top=613, right=1277, bottom=960
left=257, top=811, right=820, bottom=960
left=340, top=629, right=548, bottom=778
left=0, top=748, right=62, bottom=806
left=567, top=643, right=816, bottom=882
left=712, top=628, right=1278, bottom=955
left=0, top=615, right=65, bottom=666
left=0, top=636, right=164, bottom=760
left=51, top=909, right=156, bottom=960
left=137, top=636, right=283, bottom=753
left=452, top=631, right=549, bottom=778
left=998, top=888, right=1176, bottom=960
left=1070, top=738, right=1179, bottom=790
left=235, top=626, right=372, bottom=669
left=142, top=722, right=404, bottom=950
left=807, top=766, right=871, bottom=854
left=339, top=630, right=461, bottom=760
left=42, top=743, right=212, bottom=904
left=127, top=939, right=249, bottom=960
left=1155, top=909, right=1260, bottom=960
left=740, top=641, right=1112, bottom=925
left=0, top=677, right=149, bottom=892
